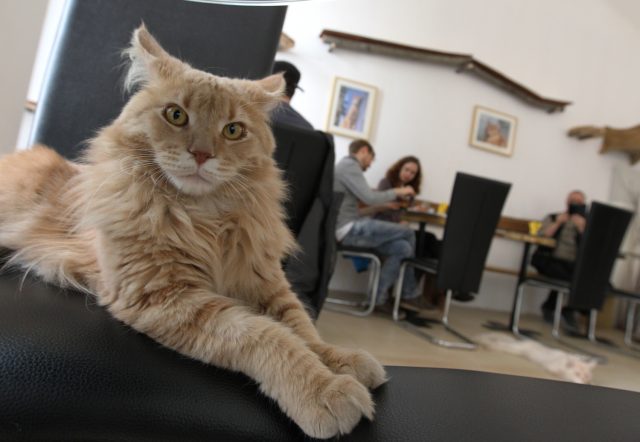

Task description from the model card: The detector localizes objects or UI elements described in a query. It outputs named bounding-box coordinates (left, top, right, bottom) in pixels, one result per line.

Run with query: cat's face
left=118, top=25, right=284, bottom=197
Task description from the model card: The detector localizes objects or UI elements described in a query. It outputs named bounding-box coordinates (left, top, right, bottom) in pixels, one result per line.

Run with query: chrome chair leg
left=624, top=300, right=640, bottom=352
left=550, top=292, right=563, bottom=340
left=392, top=263, right=476, bottom=350
left=392, top=261, right=406, bottom=322
left=587, top=309, right=598, bottom=344
left=398, top=290, right=476, bottom=350
left=550, top=292, right=607, bottom=364
left=510, top=284, right=526, bottom=337
left=325, top=253, right=381, bottom=316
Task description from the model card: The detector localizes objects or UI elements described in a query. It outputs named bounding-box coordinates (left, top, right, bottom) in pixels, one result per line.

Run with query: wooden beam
left=320, top=29, right=571, bottom=113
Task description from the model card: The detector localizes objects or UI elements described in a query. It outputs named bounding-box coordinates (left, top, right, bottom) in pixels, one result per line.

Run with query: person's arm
left=358, top=201, right=402, bottom=216
left=540, top=213, right=568, bottom=237
left=569, top=214, right=587, bottom=233
left=356, top=177, right=400, bottom=216
left=339, top=162, right=410, bottom=206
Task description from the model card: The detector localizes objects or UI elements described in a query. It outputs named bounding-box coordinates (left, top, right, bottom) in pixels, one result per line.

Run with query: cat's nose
left=189, top=149, right=212, bottom=166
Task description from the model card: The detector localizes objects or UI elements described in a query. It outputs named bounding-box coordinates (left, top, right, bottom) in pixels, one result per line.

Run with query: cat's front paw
left=294, top=374, right=374, bottom=439
left=311, top=343, right=387, bottom=389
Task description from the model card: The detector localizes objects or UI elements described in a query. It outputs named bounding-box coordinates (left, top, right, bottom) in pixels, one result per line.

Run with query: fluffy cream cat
left=477, top=333, right=596, bottom=384
left=0, top=25, right=386, bottom=439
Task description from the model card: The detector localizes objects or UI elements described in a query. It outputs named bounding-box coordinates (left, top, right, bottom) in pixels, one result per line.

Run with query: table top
left=403, top=208, right=557, bottom=248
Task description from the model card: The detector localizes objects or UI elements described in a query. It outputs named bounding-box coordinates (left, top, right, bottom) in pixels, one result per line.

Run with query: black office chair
left=511, top=202, right=632, bottom=357
left=272, top=123, right=338, bottom=318
left=392, top=172, right=511, bottom=349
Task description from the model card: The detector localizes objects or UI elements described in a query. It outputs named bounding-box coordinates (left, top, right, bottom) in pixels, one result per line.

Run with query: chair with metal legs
left=510, top=201, right=632, bottom=360
left=324, top=245, right=382, bottom=316
left=606, top=288, right=640, bottom=352
left=392, top=172, right=511, bottom=349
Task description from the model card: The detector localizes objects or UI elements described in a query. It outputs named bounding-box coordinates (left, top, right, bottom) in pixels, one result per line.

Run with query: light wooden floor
left=316, top=296, right=640, bottom=393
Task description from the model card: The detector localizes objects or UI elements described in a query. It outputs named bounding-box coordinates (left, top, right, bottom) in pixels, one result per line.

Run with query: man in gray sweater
left=334, top=139, right=429, bottom=316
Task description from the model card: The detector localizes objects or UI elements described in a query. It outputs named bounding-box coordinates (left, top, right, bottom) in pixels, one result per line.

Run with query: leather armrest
left=0, top=271, right=301, bottom=441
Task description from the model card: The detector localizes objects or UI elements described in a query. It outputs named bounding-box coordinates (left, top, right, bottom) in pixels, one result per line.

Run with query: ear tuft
left=122, top=23, right=170, bottom=93
left=255, top=73, right=286, bottom=113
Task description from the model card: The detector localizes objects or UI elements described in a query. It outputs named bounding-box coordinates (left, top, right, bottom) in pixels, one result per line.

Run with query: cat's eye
left=222, top=122, right=247, bottom=141
left=163, top=104, right=189, bottom=127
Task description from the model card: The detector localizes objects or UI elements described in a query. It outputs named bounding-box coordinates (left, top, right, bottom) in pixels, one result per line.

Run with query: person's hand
left=385, top=201, right=402, bottom=210
left=395, top=186, right=415, bottom=198
left=570, top=214, right=586, bottom=232
left=556, top=212, right=570, bottom=224
left=412, top=202, right=429, bottom=213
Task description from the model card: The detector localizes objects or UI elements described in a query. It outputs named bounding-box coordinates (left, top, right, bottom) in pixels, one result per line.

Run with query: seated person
left=532, top=190, right=588, bottom=332
left=363, top=155, right=440, bottom=260
left=334, top=140, right=433, bottom=317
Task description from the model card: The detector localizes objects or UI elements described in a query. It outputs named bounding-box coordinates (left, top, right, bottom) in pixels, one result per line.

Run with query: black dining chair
left=510, top=202, right=632, bottom=357
left=392, top=172, right=511, bottom=349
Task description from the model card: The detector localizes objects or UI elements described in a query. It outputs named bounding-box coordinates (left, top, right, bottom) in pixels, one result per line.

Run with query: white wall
left=0, top=0, right=48, bottom=154
left=280, top=0, right=640, bottom=313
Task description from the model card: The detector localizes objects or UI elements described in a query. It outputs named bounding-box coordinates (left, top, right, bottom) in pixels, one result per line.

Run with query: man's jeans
left=341, top=218, right=418, bottom=305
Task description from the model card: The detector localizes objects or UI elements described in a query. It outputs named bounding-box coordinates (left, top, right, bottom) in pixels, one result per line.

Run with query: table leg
left=416, top=221, right=426, bottom=256
left=510, top=242, right=531, bottom=329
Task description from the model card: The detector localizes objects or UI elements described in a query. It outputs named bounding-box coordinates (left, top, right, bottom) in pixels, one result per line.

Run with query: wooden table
left=402, top=208, right=556, bottom=333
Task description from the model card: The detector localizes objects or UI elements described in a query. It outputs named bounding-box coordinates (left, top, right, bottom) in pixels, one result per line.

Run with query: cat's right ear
left=123, top=24, right=184, bottom=93
left=253, top=73, right=286, bottom=113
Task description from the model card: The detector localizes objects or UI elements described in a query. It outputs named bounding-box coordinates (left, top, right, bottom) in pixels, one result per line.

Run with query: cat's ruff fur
left=0, top=25, right=386, bottom=439
left=476, top=333, right=597, bottom=384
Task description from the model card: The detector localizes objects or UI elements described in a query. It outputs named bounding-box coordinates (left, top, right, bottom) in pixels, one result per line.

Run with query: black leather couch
left=2, top=270, right=640, bottom=440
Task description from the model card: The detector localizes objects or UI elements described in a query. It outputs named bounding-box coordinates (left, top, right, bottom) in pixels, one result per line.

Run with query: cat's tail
left=0, top=146, right=97, bottom=292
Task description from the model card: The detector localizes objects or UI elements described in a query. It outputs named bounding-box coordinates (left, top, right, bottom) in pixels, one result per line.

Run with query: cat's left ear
left=253, top=73, right=286, bottom=113
left=123, top=24, right=186, bottom=93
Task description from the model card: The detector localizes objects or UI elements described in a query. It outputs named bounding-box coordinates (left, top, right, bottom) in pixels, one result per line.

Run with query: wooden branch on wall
left=320, top=29, right=571, bottom=113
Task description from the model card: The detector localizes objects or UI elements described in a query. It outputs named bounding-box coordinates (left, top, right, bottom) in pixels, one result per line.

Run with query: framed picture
left=469, top=106, right=518, bottom=157
left=326, top=77, right=377, bottom=140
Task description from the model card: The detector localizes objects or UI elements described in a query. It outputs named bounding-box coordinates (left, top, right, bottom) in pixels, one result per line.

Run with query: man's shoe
left=400, top=296, right=437, bottom=315
left=452, top=291, right=475, bottom=302
left=374, top=301, right=406, bottom=320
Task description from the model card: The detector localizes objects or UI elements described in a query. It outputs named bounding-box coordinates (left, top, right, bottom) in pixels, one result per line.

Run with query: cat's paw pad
left=295, top=374, right=374, bottom=439
left=314, top=345, right=387, bottom=389
left=333, top=348, right=387, bottom=389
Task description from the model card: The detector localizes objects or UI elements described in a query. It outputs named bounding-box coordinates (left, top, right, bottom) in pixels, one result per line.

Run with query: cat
left=476, top=333, right=597, bottom=384
left=0, top=25, right=386, bottom=439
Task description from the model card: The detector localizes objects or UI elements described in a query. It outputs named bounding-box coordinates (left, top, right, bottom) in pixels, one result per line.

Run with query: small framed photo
left=326, top=77, right=377, bottom=140
left=469, top=105, right=518, bottom=157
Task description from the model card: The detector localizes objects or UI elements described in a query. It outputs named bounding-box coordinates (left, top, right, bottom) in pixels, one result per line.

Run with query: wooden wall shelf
left=320, top=30, right=571, bottom=113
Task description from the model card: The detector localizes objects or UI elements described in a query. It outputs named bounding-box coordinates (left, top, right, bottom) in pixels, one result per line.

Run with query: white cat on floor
left=476, top=333, right=597, bottom=384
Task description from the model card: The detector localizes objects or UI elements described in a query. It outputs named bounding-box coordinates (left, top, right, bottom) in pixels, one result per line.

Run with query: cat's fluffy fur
left=0, top=26, right=386, bottom=439
left=477, top=333, right=596, bottom=384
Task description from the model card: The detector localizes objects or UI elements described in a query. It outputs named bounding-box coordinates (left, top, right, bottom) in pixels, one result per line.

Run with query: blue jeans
left=341, top=218, right=418, bottom=304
